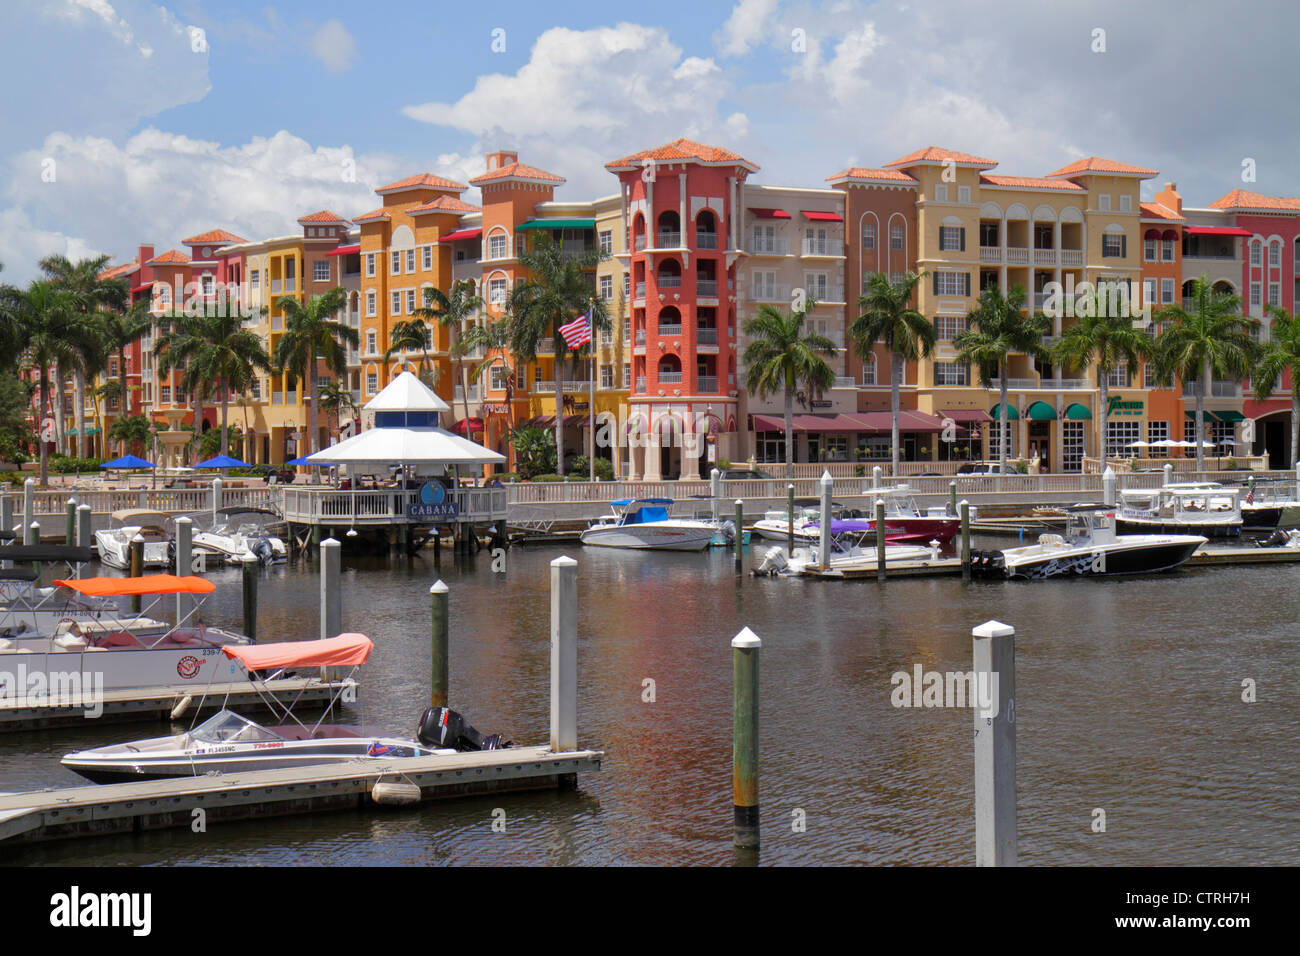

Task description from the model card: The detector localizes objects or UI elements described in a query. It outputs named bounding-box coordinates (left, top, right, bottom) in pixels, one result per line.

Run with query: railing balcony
left=561, top=239, right=591, bottom=256
left=284, top=279, right=296, bottom=293
left=696, top=375, right=718, bottom=393
left=801, top=238, right=840, bottom=256
left=656, top=274, right=683, bottom=288
left=1033, top=292, right=1049, bottom=310
left=655, top=231, right=681, bottom=248
left=272, top=391, right=284, bottom=406
left=697, top=278, right=719, bottom=296
left=635, top=376, right=646, bottom=392
left=1033, top=248, right=1056, bottom=264
left=533, top=380, right=592, bottom=394
left=453, top=385, right=481, bottom=403
left=1061, top=249, right=1084, bottom=266
left=979, top=247, right=1002, bottom=263
left=657, top=324, right=683, bottom=336
left=635, top=330, right=646, bottom=346
left=697, top=327, right=718, bottom=345
left=270, top=279, right=282, bottom=294
left=1005, top=247, right=1030, bottom=265
left=635, top=282, right=646, bottom=299
left=658, top=372, right=683, bottom=384
left=1182, top=380, right=1241, bottom=398
left=350, top=389, right=361, bottom=404
left=634, top=235, right=647, bottom=251
left=697, top=232, right=719, bottom=249
left=750, top=237, right=789, bottom=255
left=271, top=316, right=283, bottom=331
left=807, top=285, right=845, bottom=303
left=832, top=376, right=856, bottom=388
left=989, top=377, right=1040, bottom=389
left=750, top=283, right=791, bottom=302
left=536, top=340, right=554, bottom=355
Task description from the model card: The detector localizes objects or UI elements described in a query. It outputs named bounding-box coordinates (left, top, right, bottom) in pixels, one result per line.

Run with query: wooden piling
left=430, top=580, right=449, bottom=709
left=973, top=619, right=1017, bottom=866
left=241, top=555, right=258, bottom=641
left=960, top=500, right=971, bottom=583
left=129, top=533, right=144, bottom=614
left=732, top=626, right=761, bottom=849
left=949, top=480, right=958, bottom=516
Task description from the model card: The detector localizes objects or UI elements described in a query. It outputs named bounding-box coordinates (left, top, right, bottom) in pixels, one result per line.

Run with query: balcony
left=1061, top=249, right=1083, bottom=267
left=634, top=282, right=646, bottom=299
left=697, top=278, right=718, bottom=296
left=350, top=389, right=361, bottom=405
left=1033, top=249, right=1056, bottom=265
left=806, top=284, right=845, bottom=303
left=533, top=380, right=592, bottom=394
left=832, top=376, right=856, bottom=388
left=657, top=274, right=683, bottom=289
left=657, top=323, right=683, bottom=337
left=634, top=235, right=647, bottom=251
left=271, top=279, right=282, bottom=294
left=536, top=340, right=555, bottom=355
left=988, top=378, right=1040, bottom=389
left=453, top=384, right=481, bottom=403
left=635, top=376, right=646, bottom=392
left=1005, top=247, right=1030, bottom=265
left=271, top=316, right=283, bottom=331
left=1043, top=378, right=1091, bottom=389
left=658, top=371, right=683, bottom=384
left=635, top=330, right=646, bottom=346
left=1182, top=380, right=1241, bottom=398
left=801, top=237, right=840, bottom=256
left=655, top=231, right=681, bottom=248
left=750, top=283, right=791, bottom=302
left=1033, top=292, right=1049, bottom=310
left=697, top=232, right=719, bottom=250
left=750, top=237, right=789, bottom=255
left=979, top=247, right=1002, bottom=264
left=697, top=327, right=718, bottom=346
left=696, top=375, right=718, bottom=393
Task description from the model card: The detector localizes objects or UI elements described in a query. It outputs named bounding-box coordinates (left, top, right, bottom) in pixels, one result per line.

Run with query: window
left=1250, top=282, right=1261, bottom=306
left=313, top=260, right=330, bottom=282
left=406, top=289, right=416, bottom=313
left=862, top=223, right=876, bottom=249
left=1101, top=234, right=1125, bottom=258
left=366, top=331, right=377, bottom=354
left=890, top=271, right=903, bottom=287
left=1106, top=362, right=1130, bottom=388
left=752, top=270, right=777, bottom=299
left=934, top=271, right=970, bottom=296
left=1098, top=194, right=1111, bottom=211
left=490, top=365, right=509, bottom=392
left=1162, top=239, right=1176, bottom=261
left=391, top=291, right=401, bottom=314
left=1143, top=279, right=1156, bottom=310
left=890, top=223, right=904, bottom=250
left=1250, top=241, right=1261, bottom=266
left=861, top=354, right=876, bottom=385
left=366, top=372, right=377, bottom=394
left=599, top=230, right=612, bottom=254
left=1144, top=239, right=1157, bottom=261
left=600, top=365, right=613, bottom=388
left=1119, top=195, right=1132, bottom=212
left=1105, top=420, right=1140, bottom=458
left=935, top=316, right=966, bottom=340
left=365, top=254, right=376, bottom=277
left=422, top=246, right=433, bottom=271
left=251, top=379, right=262, bottom=401
left=201, top=274, right=214, bottom=295
left=756, top=433, right=786, bottom=464
left=934, top=362, right=968, bottom=386
left=404, top=249, right=415, bottom=273
left=599, top=275, right=613, bottom=300
left=1161, top=278, right=1174, bottom=304
left=161, top=386, right=171, bottom=403
left=623, top=363, right=631, bottom=387
left=979, top=222, right=999, bottom=247
left=958, top=186, right=971, bottom=204
left=249, top=270, right=260, bottom=289
left=1062, top=421, right=1085, bottom=472
left=1269, top=282, right=1281, bottom=306
left=1143, top=360, right=1159, bottom=388
left=489, top=233, right=508, bottom=259
left=934, top=184, right=949, bottom=202
left=391, top=251, right=401, bottom=274
left=489, top=278, right=507, bottom=306
left=939, top=226, right=965, bottom=252
left=622, top=273, right=631, bottom=297
left=516, top=365, right=527, bottom=390
left=1270, top=242, right=1281, bottom=267
left=366, top=291, right=376, bottom=317
left=1147, top=420, right=1169, bottom=456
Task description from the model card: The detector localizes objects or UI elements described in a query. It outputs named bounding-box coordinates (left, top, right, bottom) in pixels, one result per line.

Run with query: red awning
left=324, top=243, right=360, bottom=257
left=451, top=417, right=485, bottom=435
left=791, top=414, right=862, bottom=432
left=131, top=282, right=156, bottom=293
left=1184, top=226, right=1252, bottom=237
left=439, top=228, right=482, bottom=243
left=753, top=414, right=785, bottom=431
left=802, top=210, right=844, bottom=222
left=749, top=208, right=791, bottom=219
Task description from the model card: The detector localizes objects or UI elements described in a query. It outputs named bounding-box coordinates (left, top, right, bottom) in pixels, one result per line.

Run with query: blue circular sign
left=421, top=481, right=445, bottom=505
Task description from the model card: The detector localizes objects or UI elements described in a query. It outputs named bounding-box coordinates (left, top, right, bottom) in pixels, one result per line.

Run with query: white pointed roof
left=308, top=426, right=505, bottom=466
left=364, top=370, right=450, bottom=413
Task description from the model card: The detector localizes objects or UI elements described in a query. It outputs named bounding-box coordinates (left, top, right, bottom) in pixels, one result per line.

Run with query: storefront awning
left=516, top=219, right=594, bottom=231
left=1064, top=402, right=1092, bottom=420
left=439, top=228, right=482, bottom=243
left=1187, top=410, right=1222, bottom=422
left=940, top=408, right=993, bottom=423
left=801, top=210, right=844, bottom=222
left=748, top=208, right=791, bottom=219
left=1214, top=410, right=1246, bottom=422
left=989, top=403, right=1019, bottom=421
left=1184, top=226, right=1252, bottom=238
left=1025, top=400, right=1057, bottom=421
left=791, top=414, right=862, bottom=432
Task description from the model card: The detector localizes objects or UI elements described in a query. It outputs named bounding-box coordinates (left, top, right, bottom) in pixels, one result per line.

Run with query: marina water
left=2, top=541, right=1297, bottom=865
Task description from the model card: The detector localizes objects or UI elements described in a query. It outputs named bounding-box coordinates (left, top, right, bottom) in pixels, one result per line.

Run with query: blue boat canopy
left=611, top=498, right=675, bottom=507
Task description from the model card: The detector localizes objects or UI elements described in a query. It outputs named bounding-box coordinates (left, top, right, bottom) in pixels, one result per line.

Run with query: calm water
left=2, top=539, right=1297, bottom=866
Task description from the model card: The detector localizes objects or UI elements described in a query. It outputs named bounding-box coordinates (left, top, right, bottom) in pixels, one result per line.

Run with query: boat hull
left=580, top=525, right=715, bottom=551
left=0, top=633, right=251, bottom=692
left=1116, top=518, right=1239, bottom=538
left=971, top=537, right=1205, bottom=580
left=94, top=533, right=170, bottom=569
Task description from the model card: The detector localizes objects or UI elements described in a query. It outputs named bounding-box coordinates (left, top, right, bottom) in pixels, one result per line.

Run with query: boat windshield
left=190, top=709, right=284, bottom=743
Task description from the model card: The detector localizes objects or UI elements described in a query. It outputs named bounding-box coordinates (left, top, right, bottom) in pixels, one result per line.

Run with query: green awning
left=1064, top=402, right=1092, bottom=420
left=1026, top=400, right=1057, bottom=421
left=1187, top=410, right=1221, bottom=422
left=65, top=427, right=101, bottom=435
left=989, top=403, right=1019, bottom=420
left=1215, top=410, right=1246, bottom=422
left=516, top=219, right=595, bottom=231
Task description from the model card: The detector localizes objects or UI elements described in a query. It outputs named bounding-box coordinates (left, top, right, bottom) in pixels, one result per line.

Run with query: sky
left=2, top=0, right=1298, bottom=283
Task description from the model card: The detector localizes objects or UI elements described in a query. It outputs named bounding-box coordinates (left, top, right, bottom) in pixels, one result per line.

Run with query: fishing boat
left=580, top=498, right=721, bottom=551
left=860, top=484, right=961, bottom=543
left=94, top=509, right=173, bottom=569
left=1117, top=483, right=1242, bottom=537
left=969, top=506, right=1206, bottom=580
left=192, top=506, right=288, bottom=565
left=60, top=634, right=509, bottom=782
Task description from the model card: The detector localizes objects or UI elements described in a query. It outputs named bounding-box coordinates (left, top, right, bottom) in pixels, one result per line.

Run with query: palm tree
left=418, top=280, right=485, bottom=427
left=98, top=302, right=152, bottom=454
left=953, top=284, right=1050, bottom=474
left=850, top=272, right=934, bottom=474
left=11, top=282, right=100, bottom=485
left=384, top=318, right=431, bottom=377
left=109, top=414, right=151, bottom=457
left=742, top=300, right=838, bottom=478
left=1154, top=276, right=1257, bottom=470
left=155, top=310, right=272, bottom=458
left=1249, top=304, right=1300, bottom=466
left=455, top=316, right=517, bottom=464
left=272, top=287, right=355, bottom=456
left=506, top=233, right=609, bottom=477
left=1051, top=304, right=1153, bottom=467
left=318, top=379, right=358, bottom=436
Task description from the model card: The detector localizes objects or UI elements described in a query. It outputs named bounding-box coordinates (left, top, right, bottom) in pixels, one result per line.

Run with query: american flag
left=559, top=311, right=592, bottom=349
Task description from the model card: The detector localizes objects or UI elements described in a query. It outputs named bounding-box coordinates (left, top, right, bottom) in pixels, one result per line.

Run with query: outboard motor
left=417, top=706, right=510, bottom=752
left=752, top=546, right=789, bottom=576
left=250, top=535, right=275, bottom=564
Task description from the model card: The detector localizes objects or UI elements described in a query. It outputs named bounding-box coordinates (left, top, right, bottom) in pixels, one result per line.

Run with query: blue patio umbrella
left=194, top=454, right=250, bottom=469
left=284, top=456, right=317, bottom=466
left=100, top=454, right=155, bottom=469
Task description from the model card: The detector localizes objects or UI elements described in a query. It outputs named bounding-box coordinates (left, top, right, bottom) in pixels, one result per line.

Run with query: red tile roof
left=351, top=207, right=392, bottom=223
left=979, top=174, right=1083, bottom=191
left=181, top=229, right=246, bottom=245
left=884, top=146, right=997, bottom=169
left=1046, top=157, right=1157, bottom=178
left=408, top=195, right=481, bottom=215
left=825, top=167, right=918, bottom=185
left=1207, top=189, right=1300, bottom=212
left=1139, top=202, right=1184, bottom=222
left=98, top=260, right=138, bottom=281
left=470, top=161, right=565, bottom=186
left=605, top=137, right=757, bottom=171
left=146, top=249, right=191, bottom=266
left=376, top=172, right=467, bottom=194
left=297, top=209, right=350, bottom=224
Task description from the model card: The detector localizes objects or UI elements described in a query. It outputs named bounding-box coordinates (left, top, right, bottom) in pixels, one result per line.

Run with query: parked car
left=956, top=461, right=1011, bottom=475
left=249, top=463, right=296, bottom=484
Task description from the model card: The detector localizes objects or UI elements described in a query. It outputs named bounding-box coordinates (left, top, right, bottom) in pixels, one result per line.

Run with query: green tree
left=455, top=316, right=517, bottom=454
left=155, top=310, right=271, bottom=458
left=1051, top=300, right=1153, bottom=465
left=272, top=288, right=356, bottom=456
left=953, top=284, right=1050, bottom=475
left=318, top=379, right=358, bottom=436
left=510, top=425, right=556, bottom=479
left=1249, top=304, right=1300, bottom=466
left=97, top=302, right=152, bottom=454
left=109, top=414, right=152, bottom=457
left=0, top=372, right=35, bottom=462
left=506, top=233, right=609, bottom=476
left=741, top=300, right=838, bottom=478
left=1154, top=276, right=1257, bottom=470
left=418, top=280, right=485, bottom=427
left=850, top=271, right=934, bottom=473
left=384, top=318, right=432, bottom=377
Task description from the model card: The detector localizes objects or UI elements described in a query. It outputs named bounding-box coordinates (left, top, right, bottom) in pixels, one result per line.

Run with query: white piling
left=75, top=504, right=91, bottom=550
left=320, top=537, right=341, bottom=639
left=973, top=619, right=1017, bottom=867
left=211, top=476, right=223, bottom=524
left=817, top=470, right=833, bottom=570
left=710, top=468, right=721, bottom=522
left=872, top=465, right=882, bottom=490
left=22, top=478, right=34, bottom=538
left=1102, top=465, right=1116, bottom=506
left=549, top=555, right=578, bottom=753
left=175, top=517, right=193, bottom=623
left=25, top=520, right=38, bottom=546
left=1162, top=462, right=1173, bottom=487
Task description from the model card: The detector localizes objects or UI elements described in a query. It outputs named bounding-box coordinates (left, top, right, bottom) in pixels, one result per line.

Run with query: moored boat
left=94, top=509, right=173, bottom=569
left=580, top=498, right=721, bottom=551
left=1117, top=483, right=1241, bottom=537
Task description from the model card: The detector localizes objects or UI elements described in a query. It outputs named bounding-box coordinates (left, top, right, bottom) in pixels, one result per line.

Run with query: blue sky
left=2, top=0, right=1297, bottom=282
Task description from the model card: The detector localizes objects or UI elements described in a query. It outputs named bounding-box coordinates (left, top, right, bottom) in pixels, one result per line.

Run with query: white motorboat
left=754, top=523, right=934, bottom=576
left=94, top=509, right=173, bottom=569
left=192, top=506, right=287, bottom=565
left=970, top=506, right=1206, bottom=580
left=858, top=484, right=962, bottom=544
left=61, top=634, right=509, bottom=782
left=580, top=498, right=721, bottom=551
left=1240, top=479, right=1300, bottom=531
left=1117, top=483, right=1241, bottom=537
left=750, top=499, right=847, bottom=541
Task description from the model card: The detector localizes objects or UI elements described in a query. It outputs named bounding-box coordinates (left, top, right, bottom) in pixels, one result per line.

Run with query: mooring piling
left=129, top=533, right=145, bottom=613
left=75, top=503, right=91, bottom=550
left=710, top=468, right=721, bottom=522
left=818, top=471, right=832, bottom=571
left=22, top=478, right=33, bottom=538
left=960, top=500, right=971, bottom=583
left=875, top=496, right=886, bottom=582
left=549, top=556, right=578, bottom=753
left=174, top=517, right=193, bottom=624
left=949, top=480, right=958, bottom=516
left=320, top=537, right=341, bottom=639
left=973, top=619, right=1017, bottom=867
left=734, top=499, right=744, bottom=574
left=25, top=520, right=37, bottom=546
left=786, top=483, right=795, bottom=554
left=64, top=498, right=76, bottom=546
left=732, top=626, right=761, bottom=849
left=211, top=476, right=223, bottom=524
left=1102, top=465, right=1116, bottom=506
left=430, top=579, right=449, bottom=709
left=241, top=554, right=258, bottom=641
left=872, top=464, right=882, bottom=490
left=1, top=494, right=12, bottom=537
left=1163, top=462, right=1173, bottom=487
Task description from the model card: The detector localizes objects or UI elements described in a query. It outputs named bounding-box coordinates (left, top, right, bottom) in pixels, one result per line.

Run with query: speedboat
left=970, top=506, right=1206, bottom=580
left=60, top=634, right=509, bottom=782
left=94, top=509, right=173, bottom=569
left=1117, top=483, right=1241, bottom=537
left=750, top=499, right=850, bottom=541
left=192, top=506, right=287, bottom=565
left=860, top=484, right=961, bottom=543
left=754, top=523, right=934, bottom=576
left=580, top=498, right=721, bottom=551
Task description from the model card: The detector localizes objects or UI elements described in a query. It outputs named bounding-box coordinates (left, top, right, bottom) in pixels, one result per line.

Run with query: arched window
left=657, top=354, right=682, bottom=384
left=656, top=257, right=682, bottom=289
left=657, top=305, right=682, bottom=336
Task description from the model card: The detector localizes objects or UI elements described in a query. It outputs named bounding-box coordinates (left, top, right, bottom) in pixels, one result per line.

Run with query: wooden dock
left=0, top=745, right=603, bottom=847
left=0, top=677, right=355, bottom=732
left=1188, top=546, right=1300, bottom=567
left=799, top=557, right=962, bottom=579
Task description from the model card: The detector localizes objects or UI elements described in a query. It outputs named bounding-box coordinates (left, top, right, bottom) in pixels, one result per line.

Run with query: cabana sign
left=409, top=481, right=458, bottom=520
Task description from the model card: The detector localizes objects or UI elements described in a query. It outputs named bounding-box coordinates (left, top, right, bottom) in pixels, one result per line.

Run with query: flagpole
left=589, top=298, right=595, bottom=484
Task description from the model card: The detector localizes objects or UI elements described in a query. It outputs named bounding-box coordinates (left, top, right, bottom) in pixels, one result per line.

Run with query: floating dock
left=0, top=745, right=603, bottom=847
left=0, top=677, right=355, bottom=732
left=1187, top=546, right=1300, bottom=567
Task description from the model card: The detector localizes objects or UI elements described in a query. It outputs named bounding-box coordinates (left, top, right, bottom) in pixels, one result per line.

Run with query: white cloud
left=54, top=0, right=152, bottom=56
left=716, top=0, right=782, bottom=57
left=309, top=19, right=357, bottom=74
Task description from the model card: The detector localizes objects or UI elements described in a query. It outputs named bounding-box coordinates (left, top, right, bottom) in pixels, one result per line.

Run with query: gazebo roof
left=364, top=370, right=451, bottom=413
left=306, top=426, right=505, bottom=466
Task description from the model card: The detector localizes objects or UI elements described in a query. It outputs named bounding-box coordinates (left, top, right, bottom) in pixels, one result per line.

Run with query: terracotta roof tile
left=1207, top=189, right=1300, bottom=212
left=408, top=195, right=481, bottom=215
left=1046, top=156, right=1157, bottom=178
left=469, top=161, right=566, bottom=186
left=352, top=207, right=392, bottom=222
left=979, top=174, right=1083, bottom=191
left=98, top=260, right=138, bottom=280
left=605, top=137, right=757, bottom=170
left=825, top=167, right=918, bottom=185
left=1140, top=202, right=1185, bottom=221
left=376, top=172, right=468, bottom=194
left=146, top=249, right=191, bottom=266
left=181, top=229, right=246, bottom=245
left=884, top=146, right=997, bottom=169
left=297, top=209, right=350, bottom=223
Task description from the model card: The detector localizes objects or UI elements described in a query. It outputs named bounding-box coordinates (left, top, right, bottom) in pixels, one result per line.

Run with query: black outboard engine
left=250, top=535, right=275, bottom=564
left=1260, top=527, right=1289, bottom=548
left=417, top=706, right=510, bottom=752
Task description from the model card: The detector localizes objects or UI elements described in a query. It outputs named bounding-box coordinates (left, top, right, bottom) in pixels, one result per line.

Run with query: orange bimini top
left=223, top=633, right=374, bottom=670
left=53, top=574, right=217, bottom=597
